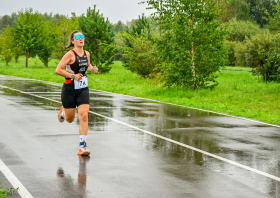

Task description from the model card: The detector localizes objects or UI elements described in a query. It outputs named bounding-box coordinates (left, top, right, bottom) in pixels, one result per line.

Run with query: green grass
left=0, top=181, right=18, bottom=198
left=1, top=56, right=280, bottom=125
left=221, top=66, right=252, bottom=72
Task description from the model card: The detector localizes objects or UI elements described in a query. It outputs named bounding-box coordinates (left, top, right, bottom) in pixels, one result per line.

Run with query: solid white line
left=21, top=92, right=61, bottom=94
left=1, top=85, right=280, bottom=182
left=21, top=76, right=280, bottom=128
left=0, top=159, right=34, bottom=198
left=88, top=89, right=280, bottom=128
left=88, top=110, right=280, bottom=182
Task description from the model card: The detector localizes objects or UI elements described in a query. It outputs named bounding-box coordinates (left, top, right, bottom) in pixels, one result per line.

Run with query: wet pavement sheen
left=0, top=75, right=280, bottom=197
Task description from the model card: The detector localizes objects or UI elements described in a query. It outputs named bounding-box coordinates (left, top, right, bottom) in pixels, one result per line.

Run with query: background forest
left=1, top=0, right=280, bottom=89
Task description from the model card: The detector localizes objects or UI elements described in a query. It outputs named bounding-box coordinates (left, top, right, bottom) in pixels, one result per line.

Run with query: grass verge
left=0, top=56, right=280, bottom=125
left=0, top=181, right=18, bottom=198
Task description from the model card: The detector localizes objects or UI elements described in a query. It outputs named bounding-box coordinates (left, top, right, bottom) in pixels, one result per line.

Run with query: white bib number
left=74, top=76, right=88, bottom=90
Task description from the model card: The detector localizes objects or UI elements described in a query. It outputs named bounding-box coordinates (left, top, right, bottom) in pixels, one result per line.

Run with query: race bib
left=74, top=76, right=88, bottom=90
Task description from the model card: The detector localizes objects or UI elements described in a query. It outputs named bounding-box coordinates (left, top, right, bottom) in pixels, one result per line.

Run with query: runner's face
left=72, top=32, right=84, bottom=47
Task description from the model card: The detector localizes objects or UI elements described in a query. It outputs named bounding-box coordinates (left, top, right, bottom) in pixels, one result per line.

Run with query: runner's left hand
left=92, top=65, right=98, bottom=74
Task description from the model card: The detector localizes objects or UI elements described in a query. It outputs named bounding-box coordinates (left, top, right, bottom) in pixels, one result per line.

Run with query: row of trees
left=0, top=0, right=274, bottom=32
left=117, top=0, right=280, bottom=88
left=109, top=0, right=278, bottom=34
left=0, top=6, right=115, bottom=73
left=1, top=0, right=280, bottom=89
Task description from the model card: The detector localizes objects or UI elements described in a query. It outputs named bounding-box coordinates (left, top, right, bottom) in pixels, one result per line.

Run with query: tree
left=248, top=0, right=277, bottom=28
left=129, top=14, right=151, bottom=36
left=121, top=14, right=152, bottom=68
left=11, top=8, right=45, bottom=67
left=227, top=19, right=262, bottom=42
left=244, top=32, right=277, bottom=81
left=266, top=33, right=280, bottom=81
left=79, top=5, right=115, bottom=73
left=114, top=20, right=124, bottom=33
left=141, top=0, right=229, bottom=89
left=0, top=26, right=13, bottom=65
left=266, top=1, right=280, bottom=31
left=0, top=13, right=17, bottom=30
left=218, top=0, right=250, bottom=22
left=36, top=19, right=58, bottom=67
left=0, top=25, right=22, bottom=64
left=121, top=28, right=159, bottom=76
left=52, top=13, right=80, bottom=60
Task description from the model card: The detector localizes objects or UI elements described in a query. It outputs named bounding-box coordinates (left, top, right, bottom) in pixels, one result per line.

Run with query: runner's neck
left=73, top=47, right=84, bottom=57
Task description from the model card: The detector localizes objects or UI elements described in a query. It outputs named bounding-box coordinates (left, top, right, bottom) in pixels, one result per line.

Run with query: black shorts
left=61, top=82, right=90, bottom=108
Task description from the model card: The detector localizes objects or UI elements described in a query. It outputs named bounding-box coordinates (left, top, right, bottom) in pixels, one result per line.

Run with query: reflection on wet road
left=0, top=75, right=280, bottom=197
left=57, top=156, right=90, bottom=198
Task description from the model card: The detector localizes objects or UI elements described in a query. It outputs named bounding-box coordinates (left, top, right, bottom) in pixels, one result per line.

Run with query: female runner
left=55, top=30, right=98, bottom=156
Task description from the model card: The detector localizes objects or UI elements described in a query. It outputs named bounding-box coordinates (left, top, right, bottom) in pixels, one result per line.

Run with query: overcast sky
left=0, top=0, right=155, bottom=24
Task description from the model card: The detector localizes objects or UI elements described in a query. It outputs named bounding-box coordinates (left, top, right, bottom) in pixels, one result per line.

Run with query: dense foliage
left=11, top=8, right=45, bottom=67
left=244, top=33, right=280, bottom=81
left=2, top=0, right=280, bottom=85
left=0, top=26, right=13, bottom=65
left=120, top=14, right=153, bottom=74
left=79, top=5, right=115, bottom=73
left=121, top=28, right=159, bottom=77
left=142, top=0, right=229, bottom=89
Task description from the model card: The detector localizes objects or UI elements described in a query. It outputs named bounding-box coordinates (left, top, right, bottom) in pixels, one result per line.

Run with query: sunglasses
left=73, top=34, right=85, bottom=40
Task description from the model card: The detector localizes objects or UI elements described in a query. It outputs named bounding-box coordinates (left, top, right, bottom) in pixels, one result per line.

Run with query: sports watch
left=71, top=74, right=75, bottom=79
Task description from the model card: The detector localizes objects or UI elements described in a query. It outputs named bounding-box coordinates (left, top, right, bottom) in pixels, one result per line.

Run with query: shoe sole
left=77, top=150, right=91, bottom=156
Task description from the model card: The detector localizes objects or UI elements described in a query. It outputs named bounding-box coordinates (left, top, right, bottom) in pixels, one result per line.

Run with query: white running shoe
left=58, top=106, right=65, bottom=123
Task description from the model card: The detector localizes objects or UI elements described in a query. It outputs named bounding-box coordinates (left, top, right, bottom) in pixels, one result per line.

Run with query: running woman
left=55, top=30, right=98, bottom=156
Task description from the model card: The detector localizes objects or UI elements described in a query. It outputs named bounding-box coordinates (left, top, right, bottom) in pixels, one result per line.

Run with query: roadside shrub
left=2, top=49, right=13, bottom=66
left=224, top=40, right=237, bottom=66
left=120, top=28, right=159, bottom=77
left=265, top=33, right=280, bottom=81
left=121, top=14, right=151, bottom=69
left=234, top=41, right=247, bottom=67
left=244, top=32, right=278, bottom=81
left=0, top=26, right=14, bottom=66
left=227, top=19, right=263, bottom=42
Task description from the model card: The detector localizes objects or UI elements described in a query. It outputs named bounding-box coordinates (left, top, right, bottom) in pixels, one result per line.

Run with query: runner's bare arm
left=55, top=51, right=83, bottom=80
left=86, top=51, right=98, bottom=74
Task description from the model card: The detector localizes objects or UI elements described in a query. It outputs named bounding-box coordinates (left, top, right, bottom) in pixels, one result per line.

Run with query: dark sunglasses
left=72, top=34, right=85, bottom=40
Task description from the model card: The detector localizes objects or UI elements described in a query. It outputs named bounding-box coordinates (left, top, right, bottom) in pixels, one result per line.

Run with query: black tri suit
left=61, top=50, right=90, bottom=108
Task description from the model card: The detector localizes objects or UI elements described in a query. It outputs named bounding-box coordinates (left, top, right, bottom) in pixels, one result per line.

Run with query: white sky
left=0, top=0, right=155, bottom=24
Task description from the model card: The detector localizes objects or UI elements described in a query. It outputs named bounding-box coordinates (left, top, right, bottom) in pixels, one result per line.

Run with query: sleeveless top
left=64, top=50, right=88, bottom=84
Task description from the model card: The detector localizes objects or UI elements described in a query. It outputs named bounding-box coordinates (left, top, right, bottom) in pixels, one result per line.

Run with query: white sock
left=80, top=135, right=87, bottom=143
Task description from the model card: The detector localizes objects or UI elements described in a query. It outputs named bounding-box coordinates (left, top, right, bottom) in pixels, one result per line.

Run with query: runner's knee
left=79, top=113, right=88, bottom=122
left=66, top=117, right=75, bottom=123
left=65, top=114, right=75, bottom=123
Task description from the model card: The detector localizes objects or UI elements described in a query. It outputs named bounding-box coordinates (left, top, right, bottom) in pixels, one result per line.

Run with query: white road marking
left=1, top=84, right=280, bottom=183
left=41, top=79, right=280, bottom=128
left=21, top=92, right=61, bottom=94
left=0, top=159, right=34, bottom=198
left=1, top=74, right=280, bottom=128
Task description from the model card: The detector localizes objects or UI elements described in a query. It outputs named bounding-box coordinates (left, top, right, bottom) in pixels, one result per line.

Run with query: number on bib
left=74, top=76, right=88, bottom=90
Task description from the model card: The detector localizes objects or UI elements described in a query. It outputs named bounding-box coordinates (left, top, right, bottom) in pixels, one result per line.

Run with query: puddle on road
left=1, top=78, right=280, bottom=197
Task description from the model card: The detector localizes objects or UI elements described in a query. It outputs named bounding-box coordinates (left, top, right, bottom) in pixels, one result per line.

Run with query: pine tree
left=121, top=14, right=151, bottom=69
left=79, top=5, right=115, bottom=73
left=114, top=21, right=124, bottom=33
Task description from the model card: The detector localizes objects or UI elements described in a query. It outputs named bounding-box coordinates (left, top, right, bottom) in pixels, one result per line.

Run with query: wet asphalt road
left=0, top=75, right=280, bottom=198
